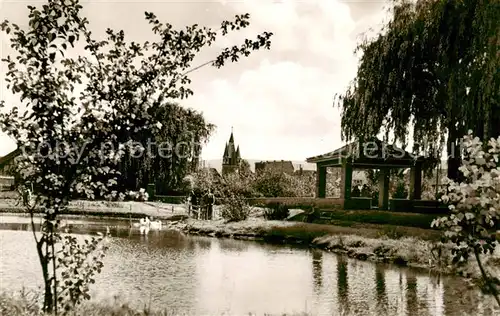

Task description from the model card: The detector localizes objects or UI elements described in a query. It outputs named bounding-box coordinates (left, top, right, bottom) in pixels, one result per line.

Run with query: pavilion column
left=341, top=159, right=353, bottom=200
left=378, top=168, right=390, bottom=210
left=316, top=165, right=327, bottom=198
left=409, top=161, right=422, bottom=200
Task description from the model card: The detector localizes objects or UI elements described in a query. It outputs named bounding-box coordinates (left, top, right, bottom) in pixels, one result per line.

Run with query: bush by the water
left=188, top=168, right=318, bottom=200
left=392, top=181, right=408, bottom=199
left=264, top=202, right=290, bottom=220
left=220, top=194, right=250, bottom=222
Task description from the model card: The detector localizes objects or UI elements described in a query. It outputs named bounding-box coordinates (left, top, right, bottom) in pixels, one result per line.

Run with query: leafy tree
left=221, top=172, right=257, bottom=198
left=189, top=168, right=254, bottom=199
left=421, top=168, right=448, bottom=200
left=364, top=169, right=381, bottom=201
left=253, top=170, right=295, bottom=197
left=392, top=181, right=408, bottom=199
left=220, top=192, right=250, bottom=222
left=325, top=170, right=341, bottom=198
left=433, top=131, right=500, bottom=306
left=191, top=168, right=316, bottom=199
left=251, top=170, right=315, bottom=198
left=0, top=0, right=272, bottom=313
left=190, top=168, right=221, bottom=195
left=291, top=173, right=315, bottom=197
left=337, top=0, right=500, bottom=180
left=239, top=158, right=253, bottom=177
left=117, top=102, right=214, bottom=195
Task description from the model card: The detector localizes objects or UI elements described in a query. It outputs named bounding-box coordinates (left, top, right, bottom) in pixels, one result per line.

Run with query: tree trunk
left=42, top=243, right=53, bottom=313
left=446, top=125, right=462, bottom=182
left=473, top=247, right=500, bottom=307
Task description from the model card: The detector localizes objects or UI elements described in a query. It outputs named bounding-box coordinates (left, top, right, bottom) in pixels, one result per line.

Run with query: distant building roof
left=255, top=160, right=295, bottom=174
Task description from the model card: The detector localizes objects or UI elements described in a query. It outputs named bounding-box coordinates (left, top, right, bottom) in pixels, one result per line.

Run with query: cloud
left=0, top=0, right=387, bottom=162
left=216, top=0, right=357, bottom=59
left=189, top=0, right=385, bottom=160
left=187, top=53, right=351, bottom=159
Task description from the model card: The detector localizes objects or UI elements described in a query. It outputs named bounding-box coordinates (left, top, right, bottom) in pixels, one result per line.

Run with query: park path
left=0, top=198, right=189, bottom=218
left=0, top=197, right=270, bottom=220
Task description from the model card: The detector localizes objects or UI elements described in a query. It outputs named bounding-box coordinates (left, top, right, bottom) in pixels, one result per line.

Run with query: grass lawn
left=0, top=290, right=310, bottom=316
left=307, top=209, right=442, bottom=230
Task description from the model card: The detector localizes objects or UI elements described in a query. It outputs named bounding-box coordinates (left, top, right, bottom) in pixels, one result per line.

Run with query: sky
left=0, top=0, right=391, bottom=161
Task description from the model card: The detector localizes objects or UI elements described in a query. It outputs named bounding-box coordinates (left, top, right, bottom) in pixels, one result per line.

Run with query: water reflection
left=375, top=264, right=388, bottom=314
left=218, top=238, right=252, bottom=253
left=311, top=249, right=322, bottom=294
left=406, top=274, right=418, bottom=316
left=0, top=219, right=499, bottom=316
left=337, top=255, right=349, bottom=315
left=139, top=225, right=150, bottom=235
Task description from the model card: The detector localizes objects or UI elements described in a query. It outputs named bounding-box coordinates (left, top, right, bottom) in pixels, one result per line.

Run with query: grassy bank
left=170, top=218, right=500, bottom=281
left=300, top=209, right=443, bottom=230
left=0, top=291, right=309, bottom=316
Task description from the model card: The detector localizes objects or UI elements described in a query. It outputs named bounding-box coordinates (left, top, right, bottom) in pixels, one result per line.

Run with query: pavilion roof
left=306, top=138, right=423, bottom=167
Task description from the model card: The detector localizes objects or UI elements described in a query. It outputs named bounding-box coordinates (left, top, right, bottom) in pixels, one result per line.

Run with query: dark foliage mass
left=337, top=0, right=500, bottom=180
left=116, top=102, right=214, bottom=196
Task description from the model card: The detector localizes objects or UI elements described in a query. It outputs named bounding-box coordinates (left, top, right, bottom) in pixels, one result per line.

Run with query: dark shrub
left=392, top=181, right=408, bottom=199
left=263, top=202, right=290, bottom=221
left=220, top=193, right=250, bottom=222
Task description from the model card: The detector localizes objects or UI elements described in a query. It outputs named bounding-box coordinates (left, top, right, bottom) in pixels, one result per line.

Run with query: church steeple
left=229, top=126, right=234, bottom=143
left=223, top=142, right=229, bottom=164
left=222, top=127, right=241, bottom=175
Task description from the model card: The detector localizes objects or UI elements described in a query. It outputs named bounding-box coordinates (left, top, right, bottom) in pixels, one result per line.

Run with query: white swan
left=150, top=220, right=162, bottom=230
left=140, top=225, right=150, bottom=235
left=134, top=218, right=148, bottom=229
left=136, top=217, right=162, bottom=231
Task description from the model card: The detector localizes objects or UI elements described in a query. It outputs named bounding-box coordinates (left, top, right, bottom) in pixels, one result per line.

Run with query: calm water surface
left=0, top=215, right=497, bottom=316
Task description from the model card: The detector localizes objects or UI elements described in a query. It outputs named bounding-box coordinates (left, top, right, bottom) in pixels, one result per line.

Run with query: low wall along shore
left=153, top=195, right=448, bottom=214
left=152, top=195, right=344, bottom=208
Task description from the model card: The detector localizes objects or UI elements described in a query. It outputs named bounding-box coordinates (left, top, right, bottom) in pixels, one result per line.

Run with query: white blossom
left=435, top=132, right=500, bottom=264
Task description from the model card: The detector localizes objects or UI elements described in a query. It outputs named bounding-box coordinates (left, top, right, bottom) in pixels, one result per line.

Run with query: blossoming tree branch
left=433, top=131, right=500, bottom=306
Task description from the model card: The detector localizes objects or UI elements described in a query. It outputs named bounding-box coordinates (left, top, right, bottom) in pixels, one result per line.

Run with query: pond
left=0, top=215, right=497, bottom=316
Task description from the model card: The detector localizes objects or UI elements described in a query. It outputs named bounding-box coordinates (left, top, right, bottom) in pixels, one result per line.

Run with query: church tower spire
left=229, top=126, right=234, bottom=143
left=222, top=127, right=241, bottom=176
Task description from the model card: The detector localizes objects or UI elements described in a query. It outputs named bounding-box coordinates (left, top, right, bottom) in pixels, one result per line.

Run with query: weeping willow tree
left=118, top=102, right=214, bottom=195
left=337, top=0, right=500, bottom=180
